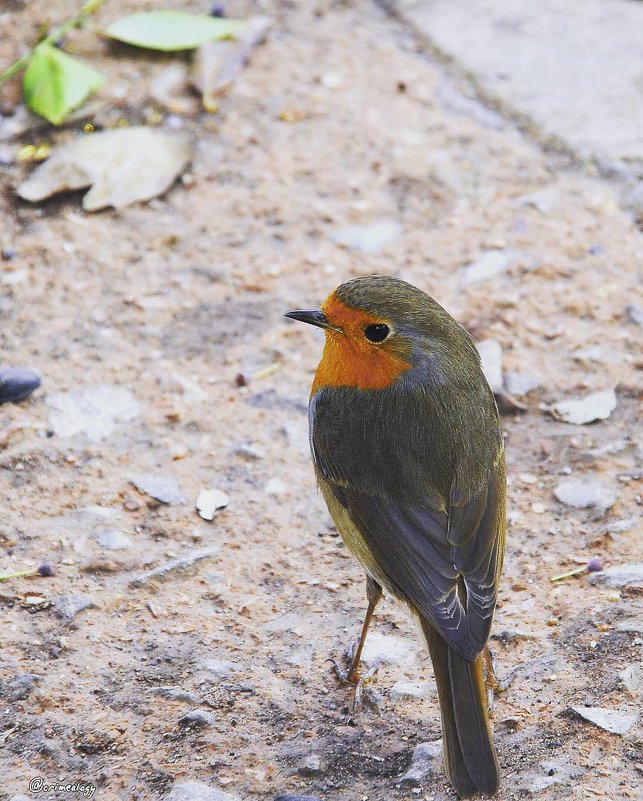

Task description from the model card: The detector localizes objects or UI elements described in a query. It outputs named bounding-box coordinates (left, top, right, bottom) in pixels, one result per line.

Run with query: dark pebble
left=275, top=797, right=325, bottom=801
left=1, top=246, right=15, bottom=260
left=37, top=563, right=54, bottom=577
left=0, top=368, right=41, bottom=404
left=209, top=3, right=225, bottom=16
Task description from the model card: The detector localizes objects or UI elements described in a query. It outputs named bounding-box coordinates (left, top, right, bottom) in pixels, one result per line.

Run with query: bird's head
left=286, top=275, right=479, bottom=393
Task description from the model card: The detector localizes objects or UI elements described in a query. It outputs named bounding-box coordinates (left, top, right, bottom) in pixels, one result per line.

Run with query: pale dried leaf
left=17, top=127, right=191, bottom=211
left=192, top=16, right=272, bottom=107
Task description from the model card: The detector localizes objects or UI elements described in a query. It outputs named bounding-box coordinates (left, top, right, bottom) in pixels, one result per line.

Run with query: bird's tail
left=421, top=618, right=499, bottom=797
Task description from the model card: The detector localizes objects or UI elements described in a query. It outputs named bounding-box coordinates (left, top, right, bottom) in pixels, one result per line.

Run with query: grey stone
left=285, top=650, right=311, bottom=668
left=296, top=753, right=327, bottom=777
left=516, top=757, right=583, bottom=792
left=627, top=304, right=643, bottom=326
left=130, top=474, right=186, bottom=505
left=53, top=594, right=93, bottom=624
left=0, top=674, right=37, bottom=701
left=617, top=619, right=643, bottom=635
left=152, top=687, right=199, bottom=703
left=164, top=782, right=240, bottom=801
left=275, top=796, right=324, bottom=801
left=606, top=517, right=638, bottom=534
left=179, top=709, right=215, bottom=728
left=554, top=478, right=616, bottom=512
left=390, top=681, right=429, bottom=701
left=589, top=563, right=643, bottom=589
left=619, top=665, right=643, bottom=700
left=0, top=368, right=41, bottom=404
left=232, top=442, right=264, bottom=461
left=504, top=371, right=540, bottom=397
left=399, top=740, right=442, bottom=786
left=570, top=705, right=638, bottom=735
left=459, top=250, right=513, bottom=286
left=92, top=528, right=133, bottom=550
left=46, top=385, right=140, bottom=442
left=130, top=547, right=220, bottom=587
left=331, top=219, right=402, bottom=254
left=360, top=632, right=420, bottom=668
left=548, top=388, right=617, bottom=425
left=200, top=659, right=236, bottom=679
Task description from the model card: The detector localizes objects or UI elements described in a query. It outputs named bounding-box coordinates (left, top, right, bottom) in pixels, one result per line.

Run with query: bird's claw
left=330, top=647, right=380, bottom=722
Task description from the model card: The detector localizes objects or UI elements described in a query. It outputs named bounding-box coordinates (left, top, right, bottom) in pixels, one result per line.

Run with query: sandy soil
left=1, top=2, right=641, bottom=800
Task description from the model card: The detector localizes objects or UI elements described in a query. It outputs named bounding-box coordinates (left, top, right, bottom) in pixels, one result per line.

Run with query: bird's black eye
left=364, top=323, right=390, bottom=343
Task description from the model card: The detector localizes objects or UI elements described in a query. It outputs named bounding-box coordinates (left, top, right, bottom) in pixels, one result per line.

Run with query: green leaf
left=104, top=10, right=243, bottom=51
left=23, top=43, right=104, bottom=125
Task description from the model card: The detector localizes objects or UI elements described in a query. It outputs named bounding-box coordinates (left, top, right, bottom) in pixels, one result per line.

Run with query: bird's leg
left=482, top=645, right=497, bottom=714
left=482, top=644, right=513, bottom=713
left=346, top=575, right=382, bottom=684
left=333, top=576, right=382, bottom=718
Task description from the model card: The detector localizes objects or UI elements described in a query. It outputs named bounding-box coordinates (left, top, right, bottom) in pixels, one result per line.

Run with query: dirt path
left=1, top=2, right=641, bottom=800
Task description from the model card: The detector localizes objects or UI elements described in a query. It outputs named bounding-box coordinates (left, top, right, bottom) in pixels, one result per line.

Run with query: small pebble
left=570, top=706, right=638, bottom=735
left=152, top=686, right=198, bottom=703
left=264, top=478, right=287, bottom=494
left=554, top=478, right=616, bottom=512
left=164, top=781, right=241, bottom=801
left=179, top=709, right=215, bottom=728
left=0, top=674, right=37, bottom=701
left=390, top=681, right=428, bottom=701
left=0, top=368, right=41, bottom=404
left=92, top=528, right=133, bottom=550
left=296, top=753, right=327, bottom=777
left=275, top=796, right=324, bottom=801
left=619, top=665, right=643, bottom=699
left=548, top=388, right=617, bottom=425
left=53, top=594, right=93, bottom=624
left=130, top=474, right=186, bottom=505
left=399, top=740, right=442, bottom=785
left=361, top=632, right=419, bottom=668
left=589, top=563, right=643, bottom=589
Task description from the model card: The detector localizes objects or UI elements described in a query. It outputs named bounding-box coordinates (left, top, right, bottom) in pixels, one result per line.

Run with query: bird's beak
left=284, top=309, right=333, bottom=330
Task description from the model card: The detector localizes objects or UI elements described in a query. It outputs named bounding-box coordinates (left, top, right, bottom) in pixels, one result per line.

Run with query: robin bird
left=286, top=275, right=505, bottom=797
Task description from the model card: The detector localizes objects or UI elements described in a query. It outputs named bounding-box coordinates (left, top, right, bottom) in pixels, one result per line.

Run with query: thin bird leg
left=347, top=575, right=382, bottom=683
left=482, top=643, right=513, bottom=713
left=334, top=575, right=382, bottom=685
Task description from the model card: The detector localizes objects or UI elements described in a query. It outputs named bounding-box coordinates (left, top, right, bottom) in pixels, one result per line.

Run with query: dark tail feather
left=422, top=619, right=499, bottom=797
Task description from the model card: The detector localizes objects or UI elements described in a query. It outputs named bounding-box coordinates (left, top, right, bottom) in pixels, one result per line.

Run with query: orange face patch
left=311, top=293, right=412, bottom=394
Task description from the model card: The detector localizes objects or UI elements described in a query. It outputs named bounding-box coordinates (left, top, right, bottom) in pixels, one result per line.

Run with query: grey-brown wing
left=323, top=459, right=505, bottom=662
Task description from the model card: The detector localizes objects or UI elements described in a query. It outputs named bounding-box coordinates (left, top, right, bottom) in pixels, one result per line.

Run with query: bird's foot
left=483, top=645, right=513, bottom=714
left=330, top=642, right=380, bottom=722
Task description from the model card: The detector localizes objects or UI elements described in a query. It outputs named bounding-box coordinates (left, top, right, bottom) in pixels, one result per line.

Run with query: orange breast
left=311, top=293, right=411, bottom=395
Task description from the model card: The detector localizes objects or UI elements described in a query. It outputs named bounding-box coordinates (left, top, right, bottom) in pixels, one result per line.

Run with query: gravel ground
left=1, top=2, right=641, bottom=801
